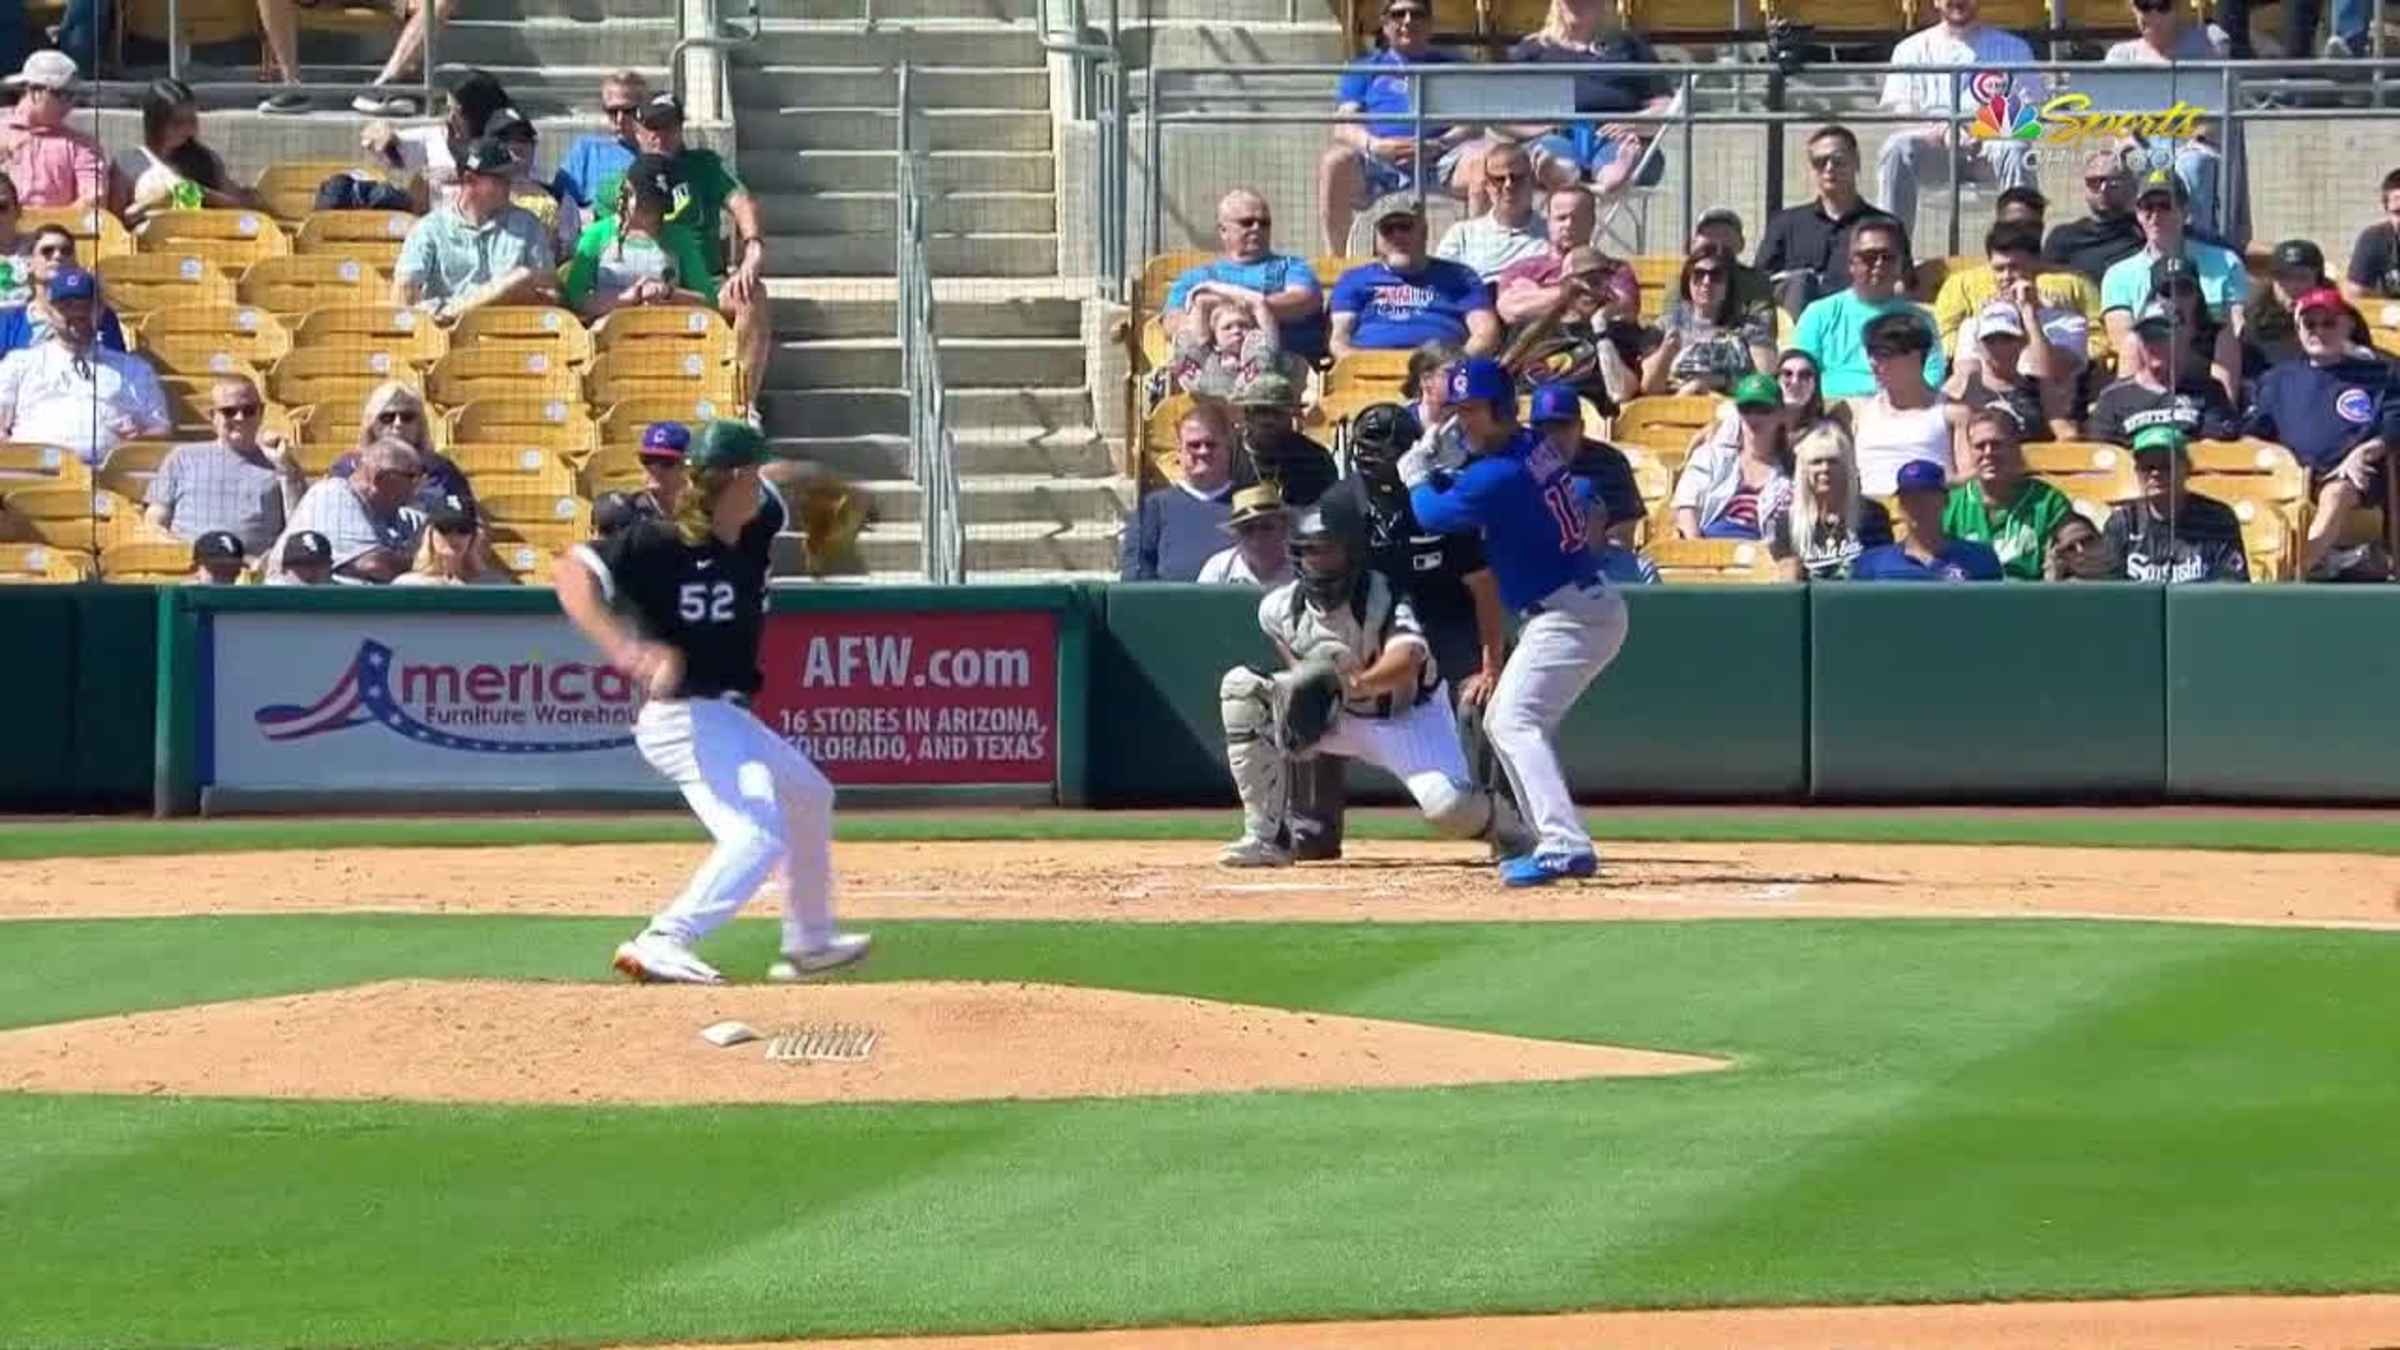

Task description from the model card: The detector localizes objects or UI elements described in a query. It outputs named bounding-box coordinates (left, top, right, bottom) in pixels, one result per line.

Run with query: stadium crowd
left=0, top=58, right=776, bottom=587
left=1126, top=0, right=2400, bottom=587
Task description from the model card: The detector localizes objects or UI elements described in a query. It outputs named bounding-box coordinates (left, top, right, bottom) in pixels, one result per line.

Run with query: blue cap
left=639, top=421, right=690, bottom=459
left=48, top=266, right=95, bottom=303
left=1526, top=382, right=1582, bottom=426
left=1446, top=357, right=1515, bottom=419
left=1894, top=459, right=1948, bottom=494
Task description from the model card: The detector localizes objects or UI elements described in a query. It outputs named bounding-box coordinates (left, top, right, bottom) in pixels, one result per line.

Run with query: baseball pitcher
left=1218, top=490, right=1529, bottom=867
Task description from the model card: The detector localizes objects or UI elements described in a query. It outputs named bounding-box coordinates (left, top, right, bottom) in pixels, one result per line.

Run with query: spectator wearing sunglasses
left=1317, top=0, right=1478, bottom=257
left=1791, top=217, right=1945, bottom=400
left=1164, top=189, right=1326, bottom=365
left=274, top=436, right=428, bottom=584
left=1754, top=125, right=1909, bottom=316
left=1328, top=203, right=1501, bottom=358
left=396, top=495, right=515, bottom=586
left=324, top=381, right=477, bottom=518
left=144, top=374, right=307, bottom=556
left=2243, top=287, right=2398, bottom=580
left=2100, top=169, right=2250, bottom=389
left=1644, top=241, right=1775, bottom=395
left=555, top=71, right=649, bottom=211
left=0, top=224, right=126, bottom=355
left=1434, top=141, right=1547, bottom=281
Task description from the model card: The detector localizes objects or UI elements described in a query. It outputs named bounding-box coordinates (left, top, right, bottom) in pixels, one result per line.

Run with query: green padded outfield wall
left=1809, top=582, right=2167, bottom=799
left=0, top=588, right=80, bottom=806
left=2167, top=587, right=2400, bottom=801
left=1089, top=586, right=1810, bottom=804
left=0, top=586, right=160, bottom=809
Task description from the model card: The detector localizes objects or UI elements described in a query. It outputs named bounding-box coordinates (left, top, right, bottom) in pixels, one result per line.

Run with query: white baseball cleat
left=1217, top=836, right=1293, bottom=868
left=768, top=932, right=873, bottom=981
left=611, top=931, right=725, bottom=985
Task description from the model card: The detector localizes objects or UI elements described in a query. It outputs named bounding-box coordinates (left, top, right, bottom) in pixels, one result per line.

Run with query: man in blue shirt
left=1791, top=217, right=1944, bottom=398
left=1852, top=459, right=2004, bottom=580
left=1328, top=205, right=1500, bottom=357
left=1164, top=189, right=1327, bottom=362
left=551, top=71, right=646, bottom=211
left=2245, top=286, right=2397, bottom=578
left=1399, top=358, right=1628, bottom=888
left=1315, top=0, right=1477, bottom=254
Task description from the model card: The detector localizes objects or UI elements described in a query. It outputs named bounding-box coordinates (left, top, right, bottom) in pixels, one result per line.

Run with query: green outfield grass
left=5, top=914, right=2399, bottom=1348
left=5, top=806, right=2400, bottom=861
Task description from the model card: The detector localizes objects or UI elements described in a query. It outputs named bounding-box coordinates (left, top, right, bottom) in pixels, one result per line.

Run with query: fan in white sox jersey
left=555, top=419, right=870, bottom=985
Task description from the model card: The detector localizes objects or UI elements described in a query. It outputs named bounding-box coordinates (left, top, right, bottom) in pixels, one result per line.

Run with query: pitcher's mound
left=0, top=979, right=1726, bottom=1106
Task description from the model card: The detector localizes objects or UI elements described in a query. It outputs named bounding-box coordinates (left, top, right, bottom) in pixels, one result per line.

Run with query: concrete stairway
left=735, top=0, right=1122, bottom=578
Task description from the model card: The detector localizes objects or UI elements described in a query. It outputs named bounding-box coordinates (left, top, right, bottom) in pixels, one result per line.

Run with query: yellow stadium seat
left=1761, top=0, right=1914, bottom=39
left=126, top=0, right=256, bottom=45
left=268, top=346, right=420, bottom=410
left=251, top=161, right=361, bottom=227
left=488, top=541, right=559, bottom=583
left=1612, top=394, right=1721, bottom=450
left=0, top=441, right=93, bottom=491
left=138, top=306, right=294, bottom=377
left=1313, top=386, right=1400, bottom=432
left=294, top=211, right=417, bottom=273
left=597, top=395, right=735, bottom=444
left=137, top=211, right=292, bottom=281
left=481, top=491, right=593, bottom=551
left=2191, top=473, right=2307, bottom=580
left=584, top=348, right=743, bottom=406
left=2186, top=439, right=2306, bottom=497
left=578, top=443, right=649, bottom=497
left=1648, top=536, right=1777, bottom=583
left=446, top=443, right=576, bottom=495
left=1324, top=350, right=1414, bottom=398
left=1, top=486, right=142, bottom=548
left=1310, top=256, right=1374, bottom=290
left=240, top=256, right=388, bottom=320
left=448, top=307, right=597, bottom=369
left=100, top=536, right=203, bottom=580
left=2027, top=440, right=2141, bottom=511
left=427, top=348, right=585, bottom=409
left=1480, top=0, right=1547, bottom=40
left=97, top=254, right=237, bottom=318
left=1626, top=254, right=1681, bottom=318
left=21, top=205, right=133, bottom=262
left=153, top=369, right=266, bottom=436
left=97, top=440, right=175, bottom=500
left=593, top=305, right=736, bottom=353
left=0, top=541, right=95, bottom=582
left=1137, top=250, right=1213, bottom=316
left=291, top=304, right=448, bottom=367
left=1143, top=391, right=1197, bottom=482
left=448, top=400, right=600, bottom=456
left=2054, top=0, right=2142, bottom=36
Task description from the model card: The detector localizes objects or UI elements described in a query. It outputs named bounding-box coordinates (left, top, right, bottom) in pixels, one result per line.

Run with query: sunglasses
left=1851, top=247, right=1896, bottom=263
left=1384, top=6, right=1431, bottom=19
left=1864, top=346, right=1916, bottom=360
left=211, top=403, right=262, bottom=417
left=1691, top=267, right=1728, bottom=280
left=1810, top=153, right=1854, bottom=170
left=2084, top=174, right=2126, bottom=189
left=2135, top=197, right=2179, bottom=212
left=1486, top=169, right=1530, bottom=187
left=604, top=103, right=639, bottom=117
left=2132, top=0, right=2172, bottom=10
left=32, top=244, right=70, bottom=258
left=435, top=521, right=475, bottom=536
left=376, top=408, right=422, bottom=424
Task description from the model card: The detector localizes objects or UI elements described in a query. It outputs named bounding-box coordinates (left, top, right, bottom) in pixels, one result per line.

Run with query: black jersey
left=574, top=483, right=786, bottom=698
left=1330, top=474, right=1488, bottom=689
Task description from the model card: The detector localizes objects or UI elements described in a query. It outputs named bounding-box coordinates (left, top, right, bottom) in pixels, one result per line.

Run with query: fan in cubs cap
left=688, top=419, right=766, bottom=470
left=638, top=421, right=691, bottom=461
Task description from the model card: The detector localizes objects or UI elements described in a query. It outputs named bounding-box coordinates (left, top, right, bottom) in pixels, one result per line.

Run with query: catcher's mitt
left=1276, top=656, right=1344, bottom=756
left=769, top=460, right=870, bottom=576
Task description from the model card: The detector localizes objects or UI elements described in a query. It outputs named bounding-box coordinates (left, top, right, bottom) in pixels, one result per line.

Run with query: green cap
left=688, top=419, right=766, bottom=470
left=1731, top=372, right=1781, bottom=410
left=2129, top=422, right=2188, bottom=457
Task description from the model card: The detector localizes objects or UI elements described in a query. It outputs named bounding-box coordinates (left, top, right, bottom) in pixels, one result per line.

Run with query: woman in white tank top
left=1841, top=310, right=1953, bottom=497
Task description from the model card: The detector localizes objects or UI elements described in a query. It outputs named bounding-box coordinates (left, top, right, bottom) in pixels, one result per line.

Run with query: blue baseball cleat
left=1497, top=852, right=1600, bottom=887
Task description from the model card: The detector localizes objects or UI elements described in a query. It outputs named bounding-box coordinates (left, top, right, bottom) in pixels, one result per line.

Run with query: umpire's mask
left=1347, top=401, right=1422, bottom=506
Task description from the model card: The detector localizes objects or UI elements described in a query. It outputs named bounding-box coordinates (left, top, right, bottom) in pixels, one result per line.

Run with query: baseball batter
left=1401, top=358, right=1630, bottom=887
left=554, top=419, right=871, bottom=984
left=1217, top=491, right=1523, bottom=867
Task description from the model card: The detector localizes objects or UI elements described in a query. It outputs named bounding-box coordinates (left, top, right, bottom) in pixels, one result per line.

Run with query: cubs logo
left=2336, top=388, right=2375, bottom=425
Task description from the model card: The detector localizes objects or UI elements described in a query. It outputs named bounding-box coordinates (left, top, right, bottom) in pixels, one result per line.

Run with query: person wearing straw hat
left=1197, top=484, right=1295, bottom=587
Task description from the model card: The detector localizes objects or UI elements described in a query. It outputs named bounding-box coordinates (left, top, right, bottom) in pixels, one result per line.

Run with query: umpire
left=1286, top=401, right=1518, bottom=861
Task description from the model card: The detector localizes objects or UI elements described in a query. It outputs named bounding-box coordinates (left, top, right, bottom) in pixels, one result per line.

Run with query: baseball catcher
left=1218, top=488, right=1531, bottom=867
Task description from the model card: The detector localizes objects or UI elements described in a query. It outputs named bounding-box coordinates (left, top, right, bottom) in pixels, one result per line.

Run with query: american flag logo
left=253, top=640, right=635, bottom=754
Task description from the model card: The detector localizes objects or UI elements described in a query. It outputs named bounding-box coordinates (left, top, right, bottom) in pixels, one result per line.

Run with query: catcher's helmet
left=1288, top=488, right=1367, bottom=608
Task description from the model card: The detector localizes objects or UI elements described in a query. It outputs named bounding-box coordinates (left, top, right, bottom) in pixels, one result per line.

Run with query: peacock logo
left=1966, top=70, right=2043, bottom=142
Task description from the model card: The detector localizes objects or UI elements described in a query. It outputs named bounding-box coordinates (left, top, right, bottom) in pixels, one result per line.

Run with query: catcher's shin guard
left=1288, top=754, right=1347, bottom=861
left=1219, top=666, right=1290, bottom=847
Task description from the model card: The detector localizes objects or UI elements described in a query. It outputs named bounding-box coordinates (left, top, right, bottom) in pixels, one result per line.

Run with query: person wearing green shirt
left=592, top=93, right=771, bottom=406
left=1942, top=404, right=2075, bottom=581
left=562, top=153, right=720, bottom=321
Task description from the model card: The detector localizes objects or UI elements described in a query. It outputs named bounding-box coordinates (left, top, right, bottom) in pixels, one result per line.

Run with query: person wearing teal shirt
left=1791, top=217, right=1946, bottom=398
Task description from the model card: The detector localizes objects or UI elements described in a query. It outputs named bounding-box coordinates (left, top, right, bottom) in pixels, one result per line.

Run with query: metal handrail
left=669, top=0, right=764, bottom=126
left=898, top=62, right=966, bottom=584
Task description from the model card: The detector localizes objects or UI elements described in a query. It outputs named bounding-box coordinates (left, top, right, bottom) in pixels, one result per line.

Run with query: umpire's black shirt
left=1331, top=475, right=1488, bottom=693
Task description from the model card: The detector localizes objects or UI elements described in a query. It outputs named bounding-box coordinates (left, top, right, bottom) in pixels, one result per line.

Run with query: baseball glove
left=770, top=460, right=870, bottom=576
left=1277, top=656, right=1344, bottom=756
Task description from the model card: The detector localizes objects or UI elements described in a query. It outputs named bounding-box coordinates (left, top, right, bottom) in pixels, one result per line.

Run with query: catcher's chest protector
left=1271, top=572, right=1433, bottom=718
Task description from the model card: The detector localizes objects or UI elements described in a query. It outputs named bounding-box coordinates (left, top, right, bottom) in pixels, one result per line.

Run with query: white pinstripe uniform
left=1257, top=572, right=1476, bottom=808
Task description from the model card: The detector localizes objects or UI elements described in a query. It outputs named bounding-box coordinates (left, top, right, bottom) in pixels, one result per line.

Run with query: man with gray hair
left=553, top=70, right=650, bottom=212
left=144, top=374, right=308, bottom=556
left=1164, top=189, right=1327, bottom=363
left=272, top=437, right=428, bottom=583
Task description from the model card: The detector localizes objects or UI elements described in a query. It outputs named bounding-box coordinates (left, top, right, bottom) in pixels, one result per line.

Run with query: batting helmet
left=1446, top=357, right=1516, bottom=422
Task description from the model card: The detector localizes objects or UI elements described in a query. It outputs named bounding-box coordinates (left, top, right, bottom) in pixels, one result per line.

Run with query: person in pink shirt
left=0, top=52, right=115, bottom=211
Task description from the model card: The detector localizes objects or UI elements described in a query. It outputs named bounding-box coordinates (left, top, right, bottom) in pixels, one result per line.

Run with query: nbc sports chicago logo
left=255, top=639, right=638, bottom=754
left=1965, top=70, right=2204, bottom=169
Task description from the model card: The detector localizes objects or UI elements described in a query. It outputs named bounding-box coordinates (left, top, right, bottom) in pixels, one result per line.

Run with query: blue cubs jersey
left=1410, top=426, right=1603, bottom=613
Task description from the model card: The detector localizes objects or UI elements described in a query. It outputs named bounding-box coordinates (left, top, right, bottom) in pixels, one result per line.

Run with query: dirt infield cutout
left=0, top=979, right=1726, bottom=1106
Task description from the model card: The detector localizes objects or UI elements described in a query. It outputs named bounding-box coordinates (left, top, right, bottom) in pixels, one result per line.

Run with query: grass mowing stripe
left=6, top=808, right=2400, bottom=861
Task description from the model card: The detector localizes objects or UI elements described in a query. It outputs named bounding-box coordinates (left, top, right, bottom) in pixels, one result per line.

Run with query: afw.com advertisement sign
left=207, top=610, right=1059, bottom=792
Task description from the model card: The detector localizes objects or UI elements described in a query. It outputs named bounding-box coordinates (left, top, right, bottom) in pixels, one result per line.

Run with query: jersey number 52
left=677, top=580, right=736, bottom=623
left=1540, top=483, right=1591, bottom=553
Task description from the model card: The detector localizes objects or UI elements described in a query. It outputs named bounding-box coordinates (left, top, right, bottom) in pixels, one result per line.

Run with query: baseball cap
left=5, top=50, right=76, bottom=90
left=2135, top=168, right=2187, bottom=203
left=1233, top=373, right=1299, bottom=408
left=1730, top=372, right=1780, bottom=411
left=2133, top=297, right=2178, bottom=334
left=639, top=421, right=691, bottom=460
left=688, top=418, right=765, bottom=470
left=1374, top=201, right=1423, bottom=228
left=1221, top=484, right=1287, bottom=533
left=46, top=266, right=95, bottom=303
left=621, top=153, right=686, bottom=211
left=2150, top=254, right=2201, bottom=293
left=1976, top=301, right=2027, bottom=340
left=2293, top=286, right=2347, bottom=317
left=1695, top=206, right=1743, bottom=234
left=1527, top=381, right=1583, bottom=425
left=2130, top=423, right=2190, bottom=457
left=2272, top=238, right=2327, bottom=276
left=1446, top=357, right=1514, bottom=411
left=458, top=135, right=519, bottom=177
left=282, top=530, right=332, bottom=566
left=1893, top=459, right=1948, bottom=494
left=485, top=107, right=536, bottom=142
left=427, top=494, right=477, bottom=533
left=192, top=530, right=243, bottom=564
left=634, top=93, right=685, bottom=129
